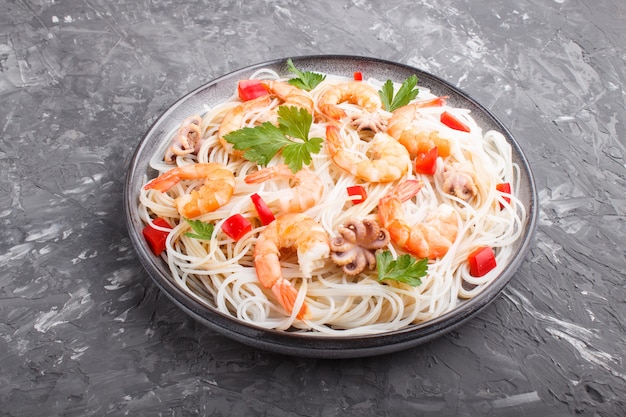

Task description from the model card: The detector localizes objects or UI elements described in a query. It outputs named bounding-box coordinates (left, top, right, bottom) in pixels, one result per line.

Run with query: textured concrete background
left=1, top=0, right=624, bottom=415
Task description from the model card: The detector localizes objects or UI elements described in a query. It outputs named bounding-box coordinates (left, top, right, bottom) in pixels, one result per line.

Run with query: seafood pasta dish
left=137, top=59, right=526, bottom=335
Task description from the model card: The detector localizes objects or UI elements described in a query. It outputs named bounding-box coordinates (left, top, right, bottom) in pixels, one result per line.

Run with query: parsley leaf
left=184, top=218, right=215, bottom=240
left=226, top=123, right=290, bottom=166
left=286, top=58, right=326, bottom=91
left=224, top=106, right=323, bottom=172
left=379, top=75, right=420, bottom=112
left=376, top=251, right=428, bottom=287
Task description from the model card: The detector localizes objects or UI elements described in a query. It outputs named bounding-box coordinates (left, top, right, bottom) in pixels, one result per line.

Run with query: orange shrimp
left=253, top=213, right=330, bottom=319
left=318, top=81, right=382, bottom=120
left=144, top=162, right=235, bottom=219
left=378, top=179, right=458, bottom=260
left=325, top=125, right=410, bottom=183
left=387, top=97, right=452, bottom=158
left=244, top=164, right=324, bottom=213
left=218, top=95, right=273, bottom=155
left=218, top=81, right=314, bottom=155
left=260, top=80, right=315, bottom=114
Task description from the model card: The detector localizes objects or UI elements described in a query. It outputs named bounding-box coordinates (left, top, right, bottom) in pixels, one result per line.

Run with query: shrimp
left=378, top=179, right=458, bottom=260
left=260, top=80, right=315, bottom=114
left=325, top=125, right=411, bottom=183
left=244, top=164, right=324, bottom=213
left=218, top=95, right=273, bottom=155
left=144, top=162, right=235, bottom=219
left=253, top=213, right=330, bottom=319
left=219, top=81, right=314, bottom=155
left=318, top=81, right=382, bottom=121
left=387, top=97, right=452, bottom=158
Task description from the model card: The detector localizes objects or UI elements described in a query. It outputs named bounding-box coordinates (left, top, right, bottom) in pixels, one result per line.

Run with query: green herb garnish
left=184, top=218, right=215, bottom=240
left=379, top=75, right=420, bottom=112
left=376, top=250, right=428, bottom=287
left=286, top=58, right=326, bottom=91
left=224, top=105, right=323, bottom=172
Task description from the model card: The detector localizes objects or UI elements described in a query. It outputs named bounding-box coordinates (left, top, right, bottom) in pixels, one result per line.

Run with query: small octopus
left=442, top=161, right=478, bottom=201
left=349, top=110, right=389, bottom=133
left=330, top=218, right=390, bottom=276
left=164, top=115, right=204, bottom=163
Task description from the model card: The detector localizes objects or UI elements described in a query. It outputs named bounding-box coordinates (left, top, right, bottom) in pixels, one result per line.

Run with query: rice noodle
left=138, top=68, right=526, bottom=335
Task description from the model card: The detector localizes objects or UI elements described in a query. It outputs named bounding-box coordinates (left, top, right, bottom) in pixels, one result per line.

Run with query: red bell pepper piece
left=468, top=246, right=497, bottom=277
left=496, top=182, right=512, bottom=209
left=440, top=111, right=471, bottom=132
left=142, top=217, right=172, bottom=256
left=250, top=193, right=275, bottom=225
left=346, top=185, right=367, bottom=204
left=353, top=71, right=363, bottom=81
left=414, top=146, right=438, bottom=175
left=238, top=80, right=269, bottom=101
left=222, top=214, right=252, bottom=241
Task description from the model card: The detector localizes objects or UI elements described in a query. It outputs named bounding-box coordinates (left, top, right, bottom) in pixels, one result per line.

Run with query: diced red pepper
left=496, top=182, right=512, bottom=209
left=222, top=214, right=252, bottom=241
left=440, top=111, right=471, bottom=132
left=353, top=71, right=363, bottom=81
left=346, top=185, right=367, bottom=204
left=468, top=246, right=497, bottom=277
left=414, top=146, right=438, bottom=175
left=250, top=193, right=275, bottom=225
left=142, top=217, right=172, bottom=256
left=238, top=80, right=269, bottom=101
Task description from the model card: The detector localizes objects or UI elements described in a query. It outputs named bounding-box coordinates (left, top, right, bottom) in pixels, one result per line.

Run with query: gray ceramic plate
left=124, top=55, right=538, bottom=359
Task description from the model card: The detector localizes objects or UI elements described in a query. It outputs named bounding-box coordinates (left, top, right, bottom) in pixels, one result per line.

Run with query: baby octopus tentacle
left=330, top=218, right=390, bottom=276
left=442, top=161, right=478, bottom=201
left=165, top=115, right=204, bottom=163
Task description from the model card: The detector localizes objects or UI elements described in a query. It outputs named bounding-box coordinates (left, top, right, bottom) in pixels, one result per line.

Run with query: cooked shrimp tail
left=388, top=98, right=452, bottom=158
left=144, top=162, right=235, bottom=218
left=378, top=179, right=458, bottom=260
left=260, top=80, right=314, bottom=114
left=244, top=164, right=324, bottom=213
left=253, top=213, right=330, bottom=319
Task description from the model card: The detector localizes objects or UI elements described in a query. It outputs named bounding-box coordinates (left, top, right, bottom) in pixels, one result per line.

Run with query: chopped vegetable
left=224, top=105, right=324, bottom=172
left=250, top=193, right=275, bottom=225
left=221, top=214, right=252, bottom=241
left=353, top=71, right=363, bottom=81
left=346, top=185, right=367, bottom=204
left=184, top=218, right=215, bottom=240
left=376, top=251, right=428, bottom=287
left=379, top=75, right=420, bottom=112
left=286, top=58, right=326, bottom=91
left=468, top=246, right=497, bottom=277
left=440, top=111, right=471, bottom=132
left=142, top=217, right=172, bottom=256
left=414, top=146, right=438, bottom=175
left=495, top=182, right=512, bottom=209
left=237, top=79, right=269, bottom=101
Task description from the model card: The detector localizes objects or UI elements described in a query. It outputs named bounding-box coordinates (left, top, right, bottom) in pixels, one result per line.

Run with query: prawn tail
left=244, top=164, right=290, bottom=184
left=414, top=96, right=448, bottom=108
left=320, top=104, right=346, bottom=120
left=271, top=278, right=310, bottom=320
left=392, top=179, right=425, bottom=202
left=144, top=172, right=178, bottom=192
